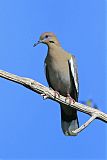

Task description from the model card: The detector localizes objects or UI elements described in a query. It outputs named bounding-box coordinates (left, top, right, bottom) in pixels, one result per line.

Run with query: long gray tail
left=60, top=104, right=79, bottom=136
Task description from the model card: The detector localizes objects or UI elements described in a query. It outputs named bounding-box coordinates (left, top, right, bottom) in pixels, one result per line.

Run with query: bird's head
left=33, top=32, right=60, bottom=47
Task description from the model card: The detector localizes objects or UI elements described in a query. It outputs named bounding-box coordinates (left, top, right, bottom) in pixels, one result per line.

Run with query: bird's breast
left=46, top=59, right=71, bottom=96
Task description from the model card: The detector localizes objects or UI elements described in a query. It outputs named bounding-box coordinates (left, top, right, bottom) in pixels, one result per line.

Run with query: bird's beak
left=33, top=40, right=42, bottom=47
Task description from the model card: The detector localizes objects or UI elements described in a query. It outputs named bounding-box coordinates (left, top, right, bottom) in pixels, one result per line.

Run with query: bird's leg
left=65, top=94, right=75, bottom=105
left=53, top=82, right=61, bottom=98
left=49, top=87, right=60, bottom=99
left=54, top=91, right=60, bottom=98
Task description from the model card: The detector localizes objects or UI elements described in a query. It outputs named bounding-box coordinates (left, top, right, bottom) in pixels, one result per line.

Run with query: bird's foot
left=41, top=93, right=49, bottom=100
left=65, top=94, right=75, bottom=105
left=54, top=91, right=60, bottom=98
left=49, top=87, right=60, bottom=99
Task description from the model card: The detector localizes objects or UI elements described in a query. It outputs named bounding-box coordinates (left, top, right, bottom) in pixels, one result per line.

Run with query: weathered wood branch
left=0, top=70, right=107, bottom=135
left=72, top=114, right=97, bottom=134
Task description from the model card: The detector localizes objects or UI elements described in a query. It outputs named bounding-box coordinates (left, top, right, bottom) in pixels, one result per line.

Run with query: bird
left=33, top=32, right=79, bottom=136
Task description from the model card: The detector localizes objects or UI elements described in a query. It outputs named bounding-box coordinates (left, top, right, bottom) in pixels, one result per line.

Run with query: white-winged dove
left=34, top=32, right=79, bottom=136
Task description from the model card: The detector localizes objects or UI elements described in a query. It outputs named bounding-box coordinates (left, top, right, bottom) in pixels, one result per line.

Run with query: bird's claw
left=49, top=88, right=60, bottom=99
left=41, top=93, right=49, bottom=100
left=54, top=91, right=60, bottom=98
left=65, top=94, right=75, bottom=105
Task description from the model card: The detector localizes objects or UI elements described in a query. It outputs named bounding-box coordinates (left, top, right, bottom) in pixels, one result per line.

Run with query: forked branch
left=0, top=70, right=107, bottom=135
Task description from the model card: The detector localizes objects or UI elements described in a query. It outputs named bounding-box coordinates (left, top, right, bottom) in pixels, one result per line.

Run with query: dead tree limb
left=0, top=70, right=107, bottom=135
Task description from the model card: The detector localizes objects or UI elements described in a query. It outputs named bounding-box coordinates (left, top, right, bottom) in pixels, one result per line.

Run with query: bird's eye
left=45, top=35, right=48, bottom=38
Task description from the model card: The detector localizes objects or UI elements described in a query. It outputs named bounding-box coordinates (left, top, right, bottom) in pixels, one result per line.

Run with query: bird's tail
left=60, top=104, right=79, bottom=136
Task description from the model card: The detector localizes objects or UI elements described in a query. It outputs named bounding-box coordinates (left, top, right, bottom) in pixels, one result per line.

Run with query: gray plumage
left=34, top=32, right=79, bottom=136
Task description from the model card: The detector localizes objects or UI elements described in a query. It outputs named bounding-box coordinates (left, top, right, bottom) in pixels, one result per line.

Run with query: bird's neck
left=47, top=41, right=61, bottom=48
left=47, top=44, right=71, bottom=62
left=48, top=43, right=61, bottom=50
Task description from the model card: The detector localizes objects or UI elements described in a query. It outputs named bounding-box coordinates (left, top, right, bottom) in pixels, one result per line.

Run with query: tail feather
left=60, top=104, right=79, bottom=136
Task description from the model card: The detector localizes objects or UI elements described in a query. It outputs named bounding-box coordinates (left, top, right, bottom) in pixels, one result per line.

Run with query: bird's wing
left=68, top=55, right=79, bottom=96
left=44, top=63, right=53, bottom=88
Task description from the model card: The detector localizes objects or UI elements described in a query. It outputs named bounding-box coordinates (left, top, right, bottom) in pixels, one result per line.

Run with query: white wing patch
left=69, top=56, right=79, bottom=93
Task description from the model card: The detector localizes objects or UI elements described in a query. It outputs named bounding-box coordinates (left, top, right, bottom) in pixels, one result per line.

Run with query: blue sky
left=0, top=0, right=106, bottom=159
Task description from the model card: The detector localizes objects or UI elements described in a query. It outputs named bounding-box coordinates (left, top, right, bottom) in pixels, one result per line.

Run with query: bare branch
left=0, top=69, right=107, bottom=134
left=72, top=114, right=97, bottom=134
